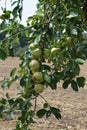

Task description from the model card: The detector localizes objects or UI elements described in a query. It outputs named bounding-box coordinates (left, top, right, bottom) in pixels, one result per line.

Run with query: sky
left=0, top=0, right=38, bottom=25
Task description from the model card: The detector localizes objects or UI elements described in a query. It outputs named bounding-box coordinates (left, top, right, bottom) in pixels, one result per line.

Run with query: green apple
left=34, top=84, right=45, bottom=93
left=66, top=37, right=72, bottom=44
left=44, top=49, right=50, bottom=59
left=32, top=72, right=43, bottom=83
left=32, top=48, right=41, bottom=59
left=29, top=60, right=40, bottom=72
left=51, top=47, right=59, bottom=56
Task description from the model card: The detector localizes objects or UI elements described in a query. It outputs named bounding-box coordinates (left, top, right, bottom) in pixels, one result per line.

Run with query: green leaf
left=71, top=28, right=77, bottom=35
left=43, top=73, right=51, bottom=84
left=66, top=11, right=78, bottom=18
left=49, top=74, right=57, bottom=90
left=46, top=110, right=51, bottom=118
left=50, top=107, right=61, bottom=113
left=62, top=80, right=70, bottom=89
left=10, top=68, right=17, bottom=77
left=50, top=107, right=61, bottom=120
left=77, top=77, right=86, bottom=88
left=19, top=101, right=26, bottom=111
left=20, top=76, right=27, bottom=87
left=19, top=7, right=23, bottom=20
left=0, top=106, right=4, bottom=117
left=8, top=99, right=15, bottom=106
left=53, top=112, right=61, bottom=120
left=5, top=93, right=9, bottom=98
left=43, top=103, right=49, bottom=108
left=28, top=110, right=34, bottom=117
left=36, top=109, right=46, bottom=118
left=9, top=47, right=14, bottom=57
left=2, top=10, right=11, bottom=19
left=0, top=49, right=7, bottom=60
left=0, top=27, right=12, bottom=34
left=56, top=71, right=65, bottom=81
left=11, top=1, right=18, bottom=6
left=74, top=64, right=80, bottom=75
left=0, top=98, right=7, bottom=106
left=71, top=80, right=78, bottom=91
left=12, top=6, right=18, bottom=16
left=49, top=81, right=57, bottom=90
left=13, top=98, right=24, bottom=108
left=75, top=58, right=85, bottom=64
left=1, top=78, right=11, bottom=88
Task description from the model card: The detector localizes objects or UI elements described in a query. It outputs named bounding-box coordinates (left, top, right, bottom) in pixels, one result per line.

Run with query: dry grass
left=0, top=57, right=87, bottom=130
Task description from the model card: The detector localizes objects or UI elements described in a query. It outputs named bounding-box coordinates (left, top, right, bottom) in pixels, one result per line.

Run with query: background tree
left=0, top=0, right=87, bottom=130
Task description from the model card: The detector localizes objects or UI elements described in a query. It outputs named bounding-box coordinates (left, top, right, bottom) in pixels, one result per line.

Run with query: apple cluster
left=29, top=42, right=59, bottom=93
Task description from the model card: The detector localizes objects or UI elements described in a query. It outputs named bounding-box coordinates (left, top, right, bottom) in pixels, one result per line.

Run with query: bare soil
left=0, top=57, right=87, bottom=130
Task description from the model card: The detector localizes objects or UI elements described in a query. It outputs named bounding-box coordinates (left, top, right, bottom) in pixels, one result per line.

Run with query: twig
left=34, top=96, right=37, bottom=112
left=39, top=94, right=50, bottom=107
left=1, top=26, right=30, bottom=42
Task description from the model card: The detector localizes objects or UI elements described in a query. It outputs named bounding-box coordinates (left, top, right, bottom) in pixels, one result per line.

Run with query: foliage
left=0, top=0, right=87, bottom=129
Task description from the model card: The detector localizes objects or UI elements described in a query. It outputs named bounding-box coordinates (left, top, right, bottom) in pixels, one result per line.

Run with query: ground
left=0, top=57, right=87, bottom=130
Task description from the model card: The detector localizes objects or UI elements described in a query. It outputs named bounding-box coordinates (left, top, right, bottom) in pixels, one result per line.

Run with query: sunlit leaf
left=75, top=58, right=85, bottom=64
left=66, top=11, right=78, bottom=18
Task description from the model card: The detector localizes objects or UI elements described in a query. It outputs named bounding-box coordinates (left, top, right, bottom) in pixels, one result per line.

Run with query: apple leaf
left=36, top=109, right=46, bottom=118
left=71, top=80, right=78, bottom=91
left=77, top=77, right=86, bottom=88
left=0, top=49, right=7, bottom=60
left=66, top=11, right=78, bottom=18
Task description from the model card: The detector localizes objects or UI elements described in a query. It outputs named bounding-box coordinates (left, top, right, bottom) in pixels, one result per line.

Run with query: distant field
left=0, top=57, right=87, bottom=130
